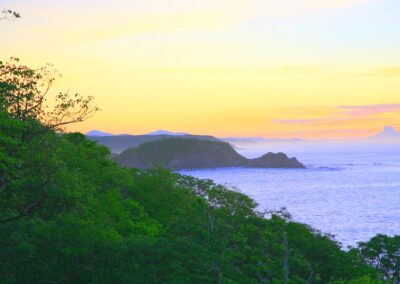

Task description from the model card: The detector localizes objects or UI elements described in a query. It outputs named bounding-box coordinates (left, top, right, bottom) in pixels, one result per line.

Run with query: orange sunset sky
left=1, top=0, right=400, bottom=139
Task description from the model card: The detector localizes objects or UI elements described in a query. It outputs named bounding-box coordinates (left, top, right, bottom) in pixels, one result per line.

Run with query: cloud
left=141, top=67, right=242, bottom=74
left=275, top=118, right=328, bottom=124
left=268, top=66, right=322, bottom=75
left=137, top=65, right=322, bottom=75
left=339, top=104, right=400, bottom=117
left=142, top=66, right=400, bottom=77
left=275, top=117, right=384, bottom=126
left=275, top=103, right=400, bottom=126
left=265, top=128, right=377, bottom=140
left=370, top=68, right=400, bottom=77
left=271, top=128, right=373, bottom=135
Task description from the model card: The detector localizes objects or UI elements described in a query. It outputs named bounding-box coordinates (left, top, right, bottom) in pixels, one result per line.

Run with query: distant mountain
left=146, top=130, right=188, bottom=136
left=113, top=138, right=305, bottom=170
left=86, top=130, right=114, bottom=136
left=87, top=133, right=219, bottom=153
left=368, top=126, right=400, bottom=142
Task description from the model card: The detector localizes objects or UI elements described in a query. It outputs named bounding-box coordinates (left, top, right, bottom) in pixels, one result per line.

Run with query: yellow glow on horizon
left=1, top=0, right=399, bottom=139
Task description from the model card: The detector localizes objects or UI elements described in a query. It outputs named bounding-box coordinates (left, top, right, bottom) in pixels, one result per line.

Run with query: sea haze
left=179, top=141, right=400, bottom=248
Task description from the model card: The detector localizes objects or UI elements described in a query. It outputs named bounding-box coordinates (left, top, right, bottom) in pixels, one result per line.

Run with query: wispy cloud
left=137, top=65, right=400, bottom=77
left=370, top=68, right=400, bottom=77
left=339, top=104, right=400, bottom=117
left=271, top=128, right=373, bottom=135
left=275, top=103, right=400, bottom=126
left=138, top=65, right=323, bottom=75
left=268, top=66, right=322, bottom=75
left=275, top=117, right=385, bottom=126
left=275, top=118, right=329, bottom=124
left=265, top=128, right=377, bottom=140
left=141, top=67, right=242, bottom=74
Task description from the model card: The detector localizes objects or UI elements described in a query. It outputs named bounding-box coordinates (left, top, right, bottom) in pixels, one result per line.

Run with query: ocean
left=178, top=142, right=400, bottom=248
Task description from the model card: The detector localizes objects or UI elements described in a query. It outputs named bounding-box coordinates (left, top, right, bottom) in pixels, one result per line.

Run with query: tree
left=0, top=58, right=99, bottom=131
left=0, top=56, right=390, bottom=281
left=357, top=234, right=400, bottom=283
left=0, top=9, right=20, bottom=21
left=0, top=123, right=387, bottom=282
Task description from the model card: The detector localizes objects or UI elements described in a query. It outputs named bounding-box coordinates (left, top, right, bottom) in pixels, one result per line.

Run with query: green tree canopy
left=0, top=58, right=397, bottom=283
left=0, top=58, right=98, bottom=131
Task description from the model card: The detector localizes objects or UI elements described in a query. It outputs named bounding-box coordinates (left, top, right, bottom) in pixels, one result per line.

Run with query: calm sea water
left=179, top=142, right=400, bottom=247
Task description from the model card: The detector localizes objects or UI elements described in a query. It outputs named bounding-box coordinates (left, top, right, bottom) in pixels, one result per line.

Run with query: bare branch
left=0, top=9, right=21, bottom=21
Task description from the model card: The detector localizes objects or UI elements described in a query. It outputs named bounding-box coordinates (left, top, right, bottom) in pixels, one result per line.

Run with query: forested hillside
left=0, top=112, right=384, bottom=283
left=113, top=138, right=305, bottom=169
left=1, top=59, right=399, bottom=283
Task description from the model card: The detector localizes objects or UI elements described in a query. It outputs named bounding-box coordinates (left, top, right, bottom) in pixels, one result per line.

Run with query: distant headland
left=112, top=138, right=305, bottom=170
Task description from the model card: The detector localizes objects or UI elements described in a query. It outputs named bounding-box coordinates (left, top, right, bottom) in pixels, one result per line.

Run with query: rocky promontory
left=113, top=138, right=305, bottom=169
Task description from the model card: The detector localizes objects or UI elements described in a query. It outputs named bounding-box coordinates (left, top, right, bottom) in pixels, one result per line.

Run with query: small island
left=113, top=138, right=305, bottom=169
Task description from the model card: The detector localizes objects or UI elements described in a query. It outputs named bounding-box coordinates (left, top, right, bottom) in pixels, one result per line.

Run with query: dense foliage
left=114, top=137, right=245, bottom=169
left=1, top=59, right=399, bottom=283
left=1, top=111, right=398, bottom=283
left=0, top=58, right=98, bottom=130
left=113, top=137, right=304, bottom=169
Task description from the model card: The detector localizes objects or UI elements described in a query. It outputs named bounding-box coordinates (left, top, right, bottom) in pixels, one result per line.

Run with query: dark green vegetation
left=113, top=138, right=305, bottom=169
left=0, top=113, right=389, bottom=283
left=1, top=58, right=399, bottom=283
left=356, top=235, right=400, bottom=283
left=87, top=133, right=218, bottom=153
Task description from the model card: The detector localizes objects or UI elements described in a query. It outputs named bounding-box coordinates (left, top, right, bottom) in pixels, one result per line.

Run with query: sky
left=1, top=0, right=400, bottom=139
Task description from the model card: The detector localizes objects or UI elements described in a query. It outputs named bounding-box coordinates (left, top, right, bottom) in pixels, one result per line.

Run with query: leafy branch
left=0, top=9, right=21, bottom=21
left=0, top=57, right=99, bottom=131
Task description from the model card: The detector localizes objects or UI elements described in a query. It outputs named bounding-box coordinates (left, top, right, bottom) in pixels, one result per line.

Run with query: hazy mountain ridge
left=86, top=130, right=115, bottom=136
left=87, top=133, right=219, bottom=153
left=113, top=138, right=305, bottom=169
left=146, top=129, right=188, bottom=136
left=86, top=125, right=400, bottom=154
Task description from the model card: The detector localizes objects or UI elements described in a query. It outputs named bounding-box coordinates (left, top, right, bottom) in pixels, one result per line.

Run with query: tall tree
left=0, top=58, right=98, bottom=131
